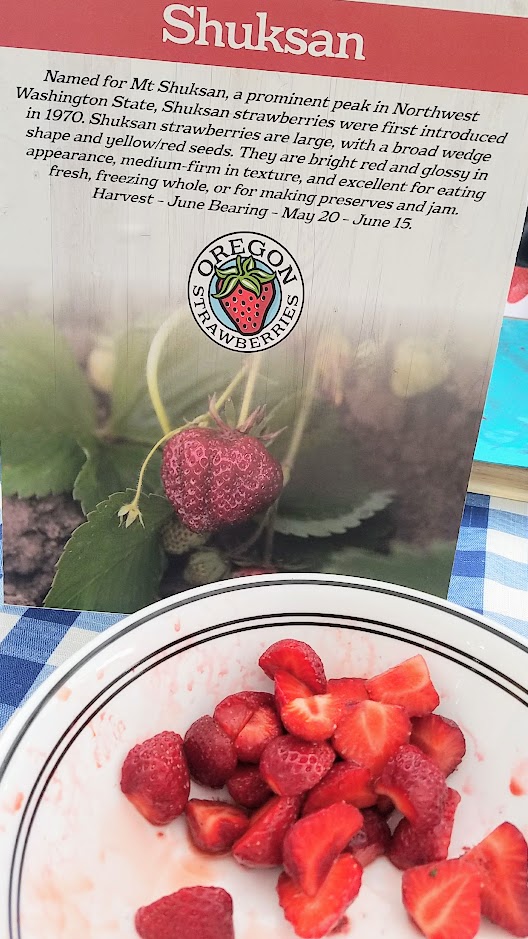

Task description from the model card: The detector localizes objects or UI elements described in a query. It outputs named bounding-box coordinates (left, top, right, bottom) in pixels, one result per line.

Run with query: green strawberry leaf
left=44, top=491, right=173, bottom=613
left=213, top=274, right=239, bottom=299
left=319, top=542, right=455, bottom=598
left=253, top=269, right=276, bottom=285
left=272, top=404, right=393, bottom=538
left=236, top=255, right=244, bottom=275
left=274, top=490, right=393, bottom=538
left=240, top=276, right=261, bottom=295
left=0, top=317, right=97, bottom=497
left=2, top=430, right=86, bottom=499
left=73, top=441, right=163, bottom=515
left=243, top=256, right=256, bottom=273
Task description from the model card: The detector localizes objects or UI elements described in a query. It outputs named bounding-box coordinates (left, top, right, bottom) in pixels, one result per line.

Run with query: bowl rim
left=1, top=573, right=526, bottom=778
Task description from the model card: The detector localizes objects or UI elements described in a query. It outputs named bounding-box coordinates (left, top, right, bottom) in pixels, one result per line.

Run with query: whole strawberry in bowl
left=213, top=255, right=277, bottom=335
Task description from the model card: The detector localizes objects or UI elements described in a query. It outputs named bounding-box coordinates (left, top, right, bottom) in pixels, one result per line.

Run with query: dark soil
left=3, top=493, right=84, bottom=606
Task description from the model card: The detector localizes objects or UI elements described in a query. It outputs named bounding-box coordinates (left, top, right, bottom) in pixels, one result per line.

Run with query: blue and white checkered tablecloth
left=0, top=492, right=526, bottom=733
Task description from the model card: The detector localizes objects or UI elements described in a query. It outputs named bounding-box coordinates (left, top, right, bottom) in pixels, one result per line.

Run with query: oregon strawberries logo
left=188, top=232, right=304, bottom=352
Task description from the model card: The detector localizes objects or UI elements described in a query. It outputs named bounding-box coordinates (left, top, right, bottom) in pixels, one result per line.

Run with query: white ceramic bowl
left=0, top=574, right=527, bottom=939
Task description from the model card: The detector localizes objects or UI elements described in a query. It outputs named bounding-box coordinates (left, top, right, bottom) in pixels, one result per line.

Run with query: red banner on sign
left=2, top=0, right=528, bottom=95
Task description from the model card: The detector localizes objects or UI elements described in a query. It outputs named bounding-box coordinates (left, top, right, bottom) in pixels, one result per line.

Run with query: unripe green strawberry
left=184, top=548, right=230, bottom=587
left=161, top=517, right=209, bottom=556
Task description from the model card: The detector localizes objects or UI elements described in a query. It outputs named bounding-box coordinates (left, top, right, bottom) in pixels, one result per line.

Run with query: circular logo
left=188, top=232, right=304, bottom=353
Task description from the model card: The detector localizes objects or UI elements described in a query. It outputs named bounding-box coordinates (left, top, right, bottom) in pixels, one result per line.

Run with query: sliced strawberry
left=259, top=639, right=326, bottom=694
left=232, top=794, right=302, bottom=868
left=280, top=694, right=342, bottom=742
left=332, top=700, right=411, bottom=776
left=226, top=764, right=272, bottom=810
left=234, top=703, right=282, bottom=763
left=135, top=887, right=234, bottom=939
left=302, top=762, right=376, bottom=815
left=275, top=670, right=312, bottom=711
left=213, top=691, right=275, bottom=740
left=260, top=735, right=335, bottom=796
left=120, top=731, right=190, bottom=826
left=327, top=677, right=368, bottom=708
left=277, top=854, right=362, bottom=939
left=463, top=822, right=528, bottom=936
left=402, top=859, right=481, bottom=939
left=184, top=799, right=249, bottom=854
left=283, top=802, right=363, bottom=896
left=375, top=744, right=448, bottom=828
left=183, top=715, right=237, bottom=788
left=410, top=714, right=466, bottom=777
left=389, top=788, right=461, bottom=870
left=508, top=266, right=528, bottom=304
left=366, top=654, right=440, bottom=717
left=347, top=809, right=391, bottom=867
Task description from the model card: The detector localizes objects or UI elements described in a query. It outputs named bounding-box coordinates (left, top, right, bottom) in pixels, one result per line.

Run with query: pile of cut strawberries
left=120, top=638, right=528, bottom=939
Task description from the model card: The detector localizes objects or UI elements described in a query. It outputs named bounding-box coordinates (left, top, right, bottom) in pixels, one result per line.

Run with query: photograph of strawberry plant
left=0, top=311, right=480, bottom=613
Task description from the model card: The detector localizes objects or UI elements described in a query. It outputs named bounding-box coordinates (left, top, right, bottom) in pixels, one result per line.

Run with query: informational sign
left=1, top=0, right=527, bottom=612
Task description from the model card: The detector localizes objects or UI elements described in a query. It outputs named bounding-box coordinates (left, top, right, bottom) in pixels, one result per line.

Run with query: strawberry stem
left=118, top=361, right=251, bottom=527
left=238, top=353, right=262, bottom=426
left=146, top=313, right=182, bottom=435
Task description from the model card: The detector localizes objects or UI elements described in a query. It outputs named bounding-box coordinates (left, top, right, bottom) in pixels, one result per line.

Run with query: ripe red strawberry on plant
left=232, top=794, right=302, bottom=868
left=277, top=853, right=362, bottom=939
left=259, top=639, right=327, bottom=694
left=402, top=859, right=481, bottom=939
left=161, top=406, right=283, bottom=533
left=135, top=886, right=234, bottom=939
left=375, top=744, right=448, bottom=828
left=463, top=822, right=528, bottom=936
left=332, top=699, right=411, bottom=776
left=184, top=799, right=249, bottom=854
left=410, top=713, right=466, bottom=777
left=366, top=654, right=440, bottom=716
left=260, top=735, right=335, bottom=796
left=214, top=254, right=276, bottom=335
left=283, top=802, right=363, bottom=896
left=120, top=731, right=190, bottom=826
left=183, top=715, right=237, bottom=788
left=389, top=787, right=461, bottom=871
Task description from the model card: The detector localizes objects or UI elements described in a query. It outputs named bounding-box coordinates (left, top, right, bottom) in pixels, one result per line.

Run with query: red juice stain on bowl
left=510, top=760, right=528, bottom=795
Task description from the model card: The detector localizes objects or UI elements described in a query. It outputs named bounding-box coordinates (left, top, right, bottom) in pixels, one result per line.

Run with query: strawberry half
left=332, top=700, right=411, bottom=776
left=402, top=859, right=481, bottom=939
left=232, top=794, right=302, bottom=868
left=234, top=703, right=282, bottom=763
left=375, top=744, right=448, bottom=828
left=120, top=731, right=190, bottom=826
left=389, top=787, right=461, bottom=871
left=277, top=854, right=362, bottom=939
left=280, top=694, right=342, bottom=742
left=135, top=886, right=234, bottom=939
left=259, top=639, right=327, bottom=694
left=213, top=254, right=276, bottom=336
left=213, top=691, right=275, bottom=740
left=226, top=764, right=272, bottom=810
left=184, top=799, right=249, bottom=854
left=326, top=677, right=368, bottom=708
left=274, top=670, right=312, bottom=711
left=463, top=822, right=528, bottom=936
left=183, top=715, right=237, bottom=788
left=302, top=762, right=376, bottom=815
left=366, top=654, right=440, bottom=717
left=283, top=802, right=363, bottom=896
left=347, top=809, right=391, bottom=867
left=410, top=713, right=466, bottom=777
left=260, top=735, right=335, bottom=796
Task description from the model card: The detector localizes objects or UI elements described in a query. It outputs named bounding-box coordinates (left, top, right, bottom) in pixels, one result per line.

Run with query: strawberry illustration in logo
left=213, top=255, right=276, bottom=335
